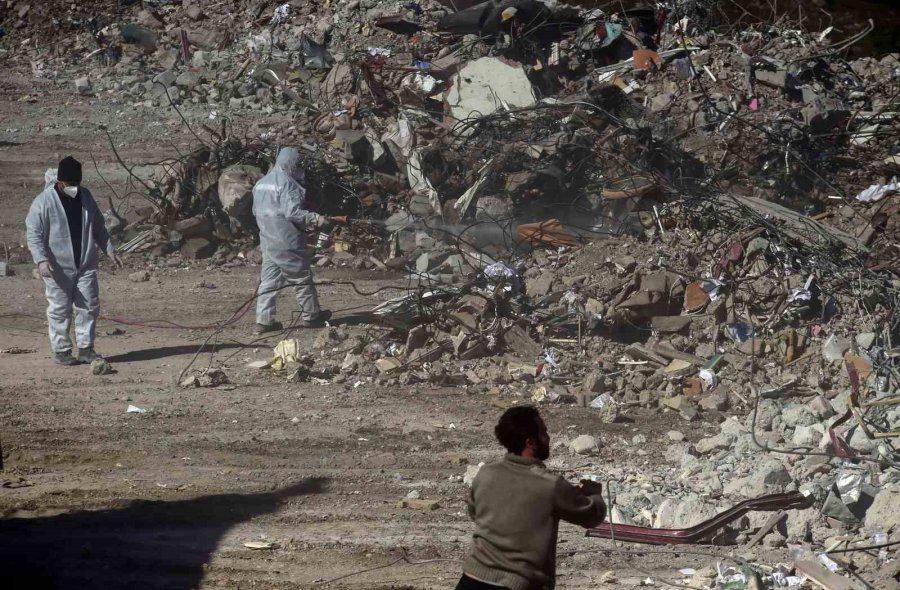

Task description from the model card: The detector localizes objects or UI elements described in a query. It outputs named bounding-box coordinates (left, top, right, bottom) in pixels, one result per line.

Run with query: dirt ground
left=0, top=69, right=794, bottom=589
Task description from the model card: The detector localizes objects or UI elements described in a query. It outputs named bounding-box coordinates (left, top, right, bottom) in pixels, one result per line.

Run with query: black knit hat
left=57, top=156, right=82, bottom=184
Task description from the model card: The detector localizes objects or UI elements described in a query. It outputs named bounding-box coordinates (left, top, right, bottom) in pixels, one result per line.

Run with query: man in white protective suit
left=26, top=156, right=124, bottom=365
left=252, top=147, right=332, bottom=334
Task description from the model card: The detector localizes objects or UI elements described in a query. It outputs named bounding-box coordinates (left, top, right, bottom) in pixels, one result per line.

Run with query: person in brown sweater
left=457, top=406, right=606, bottom=590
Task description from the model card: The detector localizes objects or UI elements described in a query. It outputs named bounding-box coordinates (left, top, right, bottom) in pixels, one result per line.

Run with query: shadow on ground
left=106, top=343, right=245, bottom=363
left=0, top=478, right=326, bottom=589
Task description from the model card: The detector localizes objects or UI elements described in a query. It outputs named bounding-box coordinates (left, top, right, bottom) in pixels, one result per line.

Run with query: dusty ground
left=0, top=69, right=793, bottom=589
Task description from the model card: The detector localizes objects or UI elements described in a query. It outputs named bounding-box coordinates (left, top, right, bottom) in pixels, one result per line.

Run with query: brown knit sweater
left=462, top=454, right=606, bottom=590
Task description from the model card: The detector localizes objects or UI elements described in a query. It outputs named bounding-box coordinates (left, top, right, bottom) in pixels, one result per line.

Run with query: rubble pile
left=3, top=0, right=900, bottom=586
left=2, top=0, right=897, bottom=268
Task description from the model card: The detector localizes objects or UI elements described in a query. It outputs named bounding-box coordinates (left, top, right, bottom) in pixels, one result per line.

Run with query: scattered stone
left=526, top=274, right=554, bottom=297
left=463, top=462, right=484, bottom=486
left=754, top=67, right=788, bottom=88
left=698, top=389, right=728, bottom=411
left=406, top=325, right=428, bottom=353
left=152, top=70, right=177, bottom=88
left=175, top=71, right=203, bottom=90
left=218, top=164, right=262, bottom=217
left=75, top=77, right=92, bottom=95
left=855, top=332, right=876, bottom=350
left=181, top=367, right=228, bottom=388
left=569, top=434, right=599, bottom=455
left=181, top=238, right=216, bottom=260
left=792, top=424, right=824, bottom=447
left=822, top=334, right=850, bottom=362
left=174, top=216, right=212, bottom=238
left=782, top=405, right=818, bottom=428
left=807, top=395, right=836, bottom=419
left=91, top=358, right=113, bottom=375
left=745, top=459, right=792, bottom=496
left=375, top=357, right=402, bottom=373
left=397, top=498, right=440, bottom=510
left=650, top=315, right=692, bottom=333
left=129, top=270, right=150, bottom=282
left=694, top=432, right=735, bottom=455
left=582, top=371, right=604, bottom=394
left=865, top=486, right=900, bottom=532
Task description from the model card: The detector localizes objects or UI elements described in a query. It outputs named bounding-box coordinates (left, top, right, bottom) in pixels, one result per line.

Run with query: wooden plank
left=729, top=196, right=867, bottom=253
left=624, top=344, right=667, bottom=366
left=746, top=510, right=786, bottom=548
left=794, top=560, right=867, bottom=590
left=651, top=343, right=706, bottom=366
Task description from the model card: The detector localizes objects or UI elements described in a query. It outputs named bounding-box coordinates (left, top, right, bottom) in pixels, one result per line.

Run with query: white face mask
left=62, top=185, right=79, bottom=198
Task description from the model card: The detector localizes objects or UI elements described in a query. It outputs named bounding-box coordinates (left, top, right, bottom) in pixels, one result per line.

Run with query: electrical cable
left=315, top=549, right=459, bottom=585
left=825, top=540, right=900, bottom=554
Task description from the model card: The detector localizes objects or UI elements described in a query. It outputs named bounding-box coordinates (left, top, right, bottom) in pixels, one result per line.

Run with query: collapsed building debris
left=2, top=0, right=899, bottom=586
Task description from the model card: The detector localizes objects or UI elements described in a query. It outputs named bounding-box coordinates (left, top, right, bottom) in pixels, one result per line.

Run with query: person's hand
left=316, top=215, right=332, bottom=229
left=578, top=480, right=603, bottom=496
left=38, top=261, right=53, bottom=278
left=110, top=252, right=125, bottom=268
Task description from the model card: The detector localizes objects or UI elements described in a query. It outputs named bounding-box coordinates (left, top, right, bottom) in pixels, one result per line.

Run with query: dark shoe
left=54, top=351, right=80, bottom=366
left=302, top=310, right=332, bottom=328
left=253, top=320, right=283, bottom=335
left=78, top=346, right=103, bottom=362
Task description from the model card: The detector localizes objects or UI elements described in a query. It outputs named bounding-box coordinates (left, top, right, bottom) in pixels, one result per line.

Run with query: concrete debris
left=445, top=57, right=535, bottom=134
left=463, top=462, right=484, bottom=487
left=3, top=2, right=900, bottom=586
left=91, top=358, right=114, bottom=375
left=569, top=434, right=599, bottom=455
left=865, top=486, right=900, bottom=533
left=397, top=498, right=440, bottom=510
left=74, top=77, right=92, bottom=95
left=180, top=367, right=229, bottom=388
left=128, top=270, right=150, bottom=282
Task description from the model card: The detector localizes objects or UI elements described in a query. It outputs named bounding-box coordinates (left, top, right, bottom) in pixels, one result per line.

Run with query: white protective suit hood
left=44, top=168, right=58, bottom=190
left=274, top=147, right=305, bottom=185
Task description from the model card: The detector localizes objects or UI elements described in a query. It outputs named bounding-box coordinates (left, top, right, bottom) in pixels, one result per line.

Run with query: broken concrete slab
left=181, top=238, right=215, bottom=260
left=754, top=67, right=788, bottom=88
left=174, top=216, right=212, bottom=239
left=727, top=196, right=867, bottom=252
left=503, top=325, right=542, bottom=358
left=526, top=274, right=554, bottom=298
left=650, top=315, right=692, bottom=333
left=445, top=57, right=535, bottom=135
left=218, top=164, right=263, bottom=218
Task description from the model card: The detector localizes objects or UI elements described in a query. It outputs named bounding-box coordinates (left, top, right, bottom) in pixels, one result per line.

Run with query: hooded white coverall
left=25, top=170, right=116, bottom=353
left=253, top=148, right=323, bottom=324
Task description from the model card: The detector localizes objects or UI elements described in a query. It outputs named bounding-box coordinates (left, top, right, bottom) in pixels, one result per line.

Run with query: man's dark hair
left=494, top=406, right=542, bottom=454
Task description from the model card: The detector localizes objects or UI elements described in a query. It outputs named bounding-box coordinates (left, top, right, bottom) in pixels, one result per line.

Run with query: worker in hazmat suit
left=26, top=156, right=124, bottom=365
left=252, top=147, right=332, bottom=334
